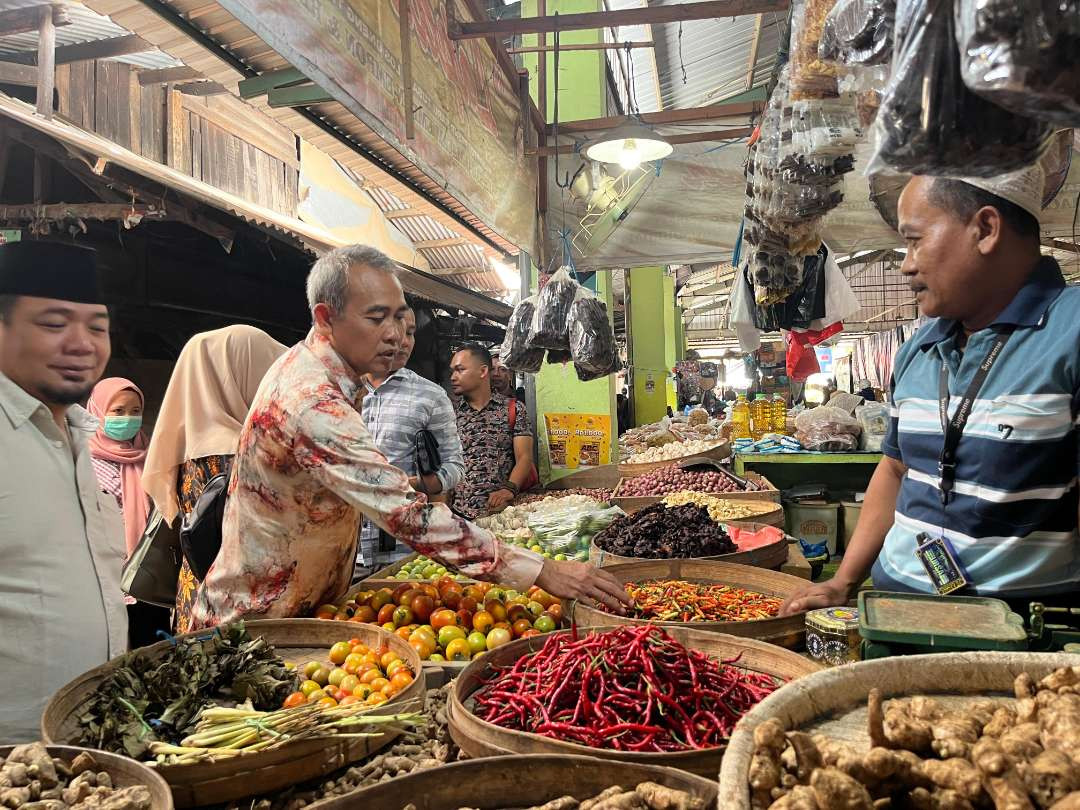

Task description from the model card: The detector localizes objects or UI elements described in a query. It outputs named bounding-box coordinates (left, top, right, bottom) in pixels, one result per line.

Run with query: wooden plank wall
left=54, top=61, right=298, bottom=216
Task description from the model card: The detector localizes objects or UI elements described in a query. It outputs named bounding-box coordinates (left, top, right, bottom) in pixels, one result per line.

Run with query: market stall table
left=732, top=451, right=883, bottom=492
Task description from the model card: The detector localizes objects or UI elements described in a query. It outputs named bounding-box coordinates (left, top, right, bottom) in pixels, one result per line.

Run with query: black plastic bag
left=569, top=293, right=620, bottom=382
left=528, top=266, right=577, bottom=350
left=868, top=0, right=1053, bottom=177
left=546, top=348, right=573, bottom=364
left=750, top=248, right=828, bottom=331
left=819, top=0, right=895, bottom=66
left=500, top=295, right=545, bottom=373
left=956, top=0, right=1080, bottom=127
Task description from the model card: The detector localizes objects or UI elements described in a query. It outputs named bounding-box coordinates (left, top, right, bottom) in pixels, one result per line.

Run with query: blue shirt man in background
left=783, top=164, right=1080, bottom=614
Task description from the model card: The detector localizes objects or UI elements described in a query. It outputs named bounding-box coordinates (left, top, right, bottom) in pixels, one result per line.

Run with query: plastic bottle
left=751, top=394, right=771, bottom=440
left=772, top=394, right=788, bottom=435
left=730, top=394, right=752, bottom=440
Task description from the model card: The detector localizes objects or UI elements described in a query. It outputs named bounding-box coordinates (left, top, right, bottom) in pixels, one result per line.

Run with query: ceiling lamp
left=585, top=121, right=673, bottom=171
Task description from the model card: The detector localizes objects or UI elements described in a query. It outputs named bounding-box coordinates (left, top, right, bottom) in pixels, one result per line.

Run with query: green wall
left=522, top=0, right=615, bottom=481
left=628, top=266, right=669, bottom=426
left=663, top=275, right=678, bottom=412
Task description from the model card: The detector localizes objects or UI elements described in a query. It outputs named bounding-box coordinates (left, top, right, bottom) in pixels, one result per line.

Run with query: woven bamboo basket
left=613, top=471, right=781, bottom=510
left=448, top=626, right=820, bottom=778
left=717, top=651, right=1080, bottom=810
left=41, top=620, right=424, bottom=808
left=572, top=559, right=808, bottom=648
left=612, top=486, right=785, bottom=525
left=0, top=745, right=173, bottom=810
left=309, top=754, right=717, bottom=810
left=618, top=441, right=732, bottom=477
left=590, top=523, right=791, bottom=571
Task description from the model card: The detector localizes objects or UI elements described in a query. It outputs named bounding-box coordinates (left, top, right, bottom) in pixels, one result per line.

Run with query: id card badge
left=914, top=532, right=970, bottom=595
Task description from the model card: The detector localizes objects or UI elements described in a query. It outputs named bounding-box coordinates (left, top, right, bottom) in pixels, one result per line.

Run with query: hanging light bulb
left=585, top=121, right=673, bottom=169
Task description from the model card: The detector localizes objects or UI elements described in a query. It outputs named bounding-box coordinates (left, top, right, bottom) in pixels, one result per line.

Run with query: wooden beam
left=745, top=13, right=763, bottom=90
left=414, top=237, right=471, bottom=249
left=0, top=4, right=69, bottom=37
left=176, top=80, right=228, bottom=96
left=507, top=40, right=654, bottom=54
left=0, top=202, right=168, bottom=222
left=0, top=60, right=37, bottom=87
left=165, top=88, right=184, bottom=170
left=534, top=126, right=753, bottom=155
left=427, top=265, right=488, bottom=276
left=35, top=6, right=54, bottom=118
left=383, top=208, right=419, bottom=219
left=237, top=67, right=307, bottom=99
left=547, top=99, right=763, bottom=134
left=138, top=66, right=200, bottom=85
left=449, top=0, right=789, bottom=39
left=400, top=0, right=414, bottom=140
left=266, top=82, right=334, bottom=107
left=13, top=34, right=152, bottom=66
left=1043, top=238, right=1080, bottom=254
left=179, top=95, right=299, bottom=169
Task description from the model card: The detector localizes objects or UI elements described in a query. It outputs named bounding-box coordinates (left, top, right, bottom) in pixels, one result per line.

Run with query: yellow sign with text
left=544, top=413, right=612, bottom=470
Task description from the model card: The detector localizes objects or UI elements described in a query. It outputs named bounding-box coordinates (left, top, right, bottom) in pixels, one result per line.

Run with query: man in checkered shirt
left=358, top=309, right=464, bottom=570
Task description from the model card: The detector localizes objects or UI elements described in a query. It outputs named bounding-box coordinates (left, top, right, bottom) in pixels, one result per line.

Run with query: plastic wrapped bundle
left=546, top=348, right=573, bottom=364
left=500, top=295, right=545, bottom=373
left=528, top=266, right=578, bottom=350
left=819, top=0, right=895, bottom=65
left=868, top=0, right=1053, bottom=177
left=790, top=98, right=862, bottom=157
left=790, top=0, right=842, bottom=99
left=794, top=405, right=863, bottom=451
left=956, top=0, right=1080, bottom=127
left=569, top=292, right=619, bottom=382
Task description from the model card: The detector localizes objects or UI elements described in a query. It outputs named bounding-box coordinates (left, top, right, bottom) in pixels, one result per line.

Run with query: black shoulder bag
left=180, top=460, right=233, bottom=581
left=414, top=429, right=442, bottom=494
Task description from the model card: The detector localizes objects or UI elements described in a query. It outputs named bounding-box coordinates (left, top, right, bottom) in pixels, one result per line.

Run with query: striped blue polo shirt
left=874, top=257, right=1080, bottom=597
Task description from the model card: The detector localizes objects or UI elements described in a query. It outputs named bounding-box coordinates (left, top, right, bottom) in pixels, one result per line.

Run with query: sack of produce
left=687, top=406, right=709, bottom=427
left=867, top=0, right=1053, bottom=177
left=790, top=0, right=842, bottom=100
left=568, top=288, right=620, bottom=381
left=794, top=405, right=863, bottom=451
left=818, top=0, right=895, bottom=66
left=500, top=295, right=545, bottom=373
left=955, top=0, right=1080, bottom=127
left=528, top=266, right=578, bottom=351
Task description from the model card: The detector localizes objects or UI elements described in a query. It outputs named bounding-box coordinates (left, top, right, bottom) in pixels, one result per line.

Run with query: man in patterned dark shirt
left=451, top=343, right=534, bottom=519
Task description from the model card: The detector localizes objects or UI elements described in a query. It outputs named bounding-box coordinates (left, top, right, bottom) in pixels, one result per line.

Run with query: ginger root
left=809, top=768, right=873, bottom=810
left=633, top=783, right=703, bottom=810
left=1018, top=750, right=1080, bottom=809
left=769, top=786, right=819, bottom=810
left=920, top=759, right=984, bottom=803
left=1049, top=793, right=1080, bottom=810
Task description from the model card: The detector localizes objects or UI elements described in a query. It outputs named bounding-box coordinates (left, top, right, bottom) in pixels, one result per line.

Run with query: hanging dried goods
left=500, top=295, right=545, bottom=374
left=528, top=267, right=578, bottom=351
left=569, top=293, right=620, bottom=382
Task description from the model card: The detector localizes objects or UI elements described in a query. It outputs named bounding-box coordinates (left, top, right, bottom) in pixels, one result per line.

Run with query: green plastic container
left=858, top=590, right=1028, bottom=659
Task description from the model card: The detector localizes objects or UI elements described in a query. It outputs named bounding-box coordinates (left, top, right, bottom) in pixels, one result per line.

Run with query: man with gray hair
left=185, top=245, right=629, bottom=628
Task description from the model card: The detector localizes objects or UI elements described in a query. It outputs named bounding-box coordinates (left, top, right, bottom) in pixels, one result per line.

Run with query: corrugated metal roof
left=605, top=0, right=783, bottom=112
left=0, top=2, right=181, bottom=68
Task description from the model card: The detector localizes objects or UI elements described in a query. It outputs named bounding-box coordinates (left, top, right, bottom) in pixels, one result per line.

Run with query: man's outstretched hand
left=779, top=577, right=853, bottom=616
left=534, top=559, right=633, bottom=614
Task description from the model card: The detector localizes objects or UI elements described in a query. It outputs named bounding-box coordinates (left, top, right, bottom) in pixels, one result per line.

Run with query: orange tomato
left=339, top=695, right=361, bottom=705
left=380, top=650, right=402, bottom=670
left=471, top=610, right=494, bottom=634
left=369, top=677, right=389, bottom=692
left=546, top=603, right=564, bottom=623
left=409, top=638, right=432, bottom=660
left=351, top=606, right=377, bottom=623
left=394, top=626, right=413, bottom=641
left=352, top=684, right=373, bottom=700
left=386, top=659, right=410, bottom=677
left=444, top=638, right=472, bottom=661
left=430, top=608, right=458, bottom=630
left=359, top=668, right=384, bottom=685
left=343, top=653, right=365, bottom=674
left=512, top=618, right=533, bottom=638
left=390, top=671, right=414, bottom=691
left=351, top=643, right=370, bottom=655
left=314, top=604, right=338, bottom=620
left=493, top=621, right=511, bottom=631
left=316, top=696, right=338, bottom=708
left=283, top=691, right=307, bottom=709
left=532, top=588, right=556, bottom=609
left=485, top=601, right=508, bottom=623
left=366, top=692, right=389, bottom=706
left=377, top=604, right=396, bottom=625
left=521, top=628, right=541, bottom=638
left=381, top=621, right=396, bottom=633
left=348, top=637, right=362, bottom=646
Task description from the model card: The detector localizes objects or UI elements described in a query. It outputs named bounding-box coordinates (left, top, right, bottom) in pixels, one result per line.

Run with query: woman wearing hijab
left=88, top=377, right=158, bottom=645
left=142, top=325, right=287, bottom=633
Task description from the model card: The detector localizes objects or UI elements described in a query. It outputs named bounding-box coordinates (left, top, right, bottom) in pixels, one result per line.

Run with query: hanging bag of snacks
left=955, top=0, right=1080, bottom=127
left=790, top=0, right=842, bottom=100
left=867, top=0, right=1053, bottom=177
left=818, top=0, right=895, bottom=66
left=500, top=294, right=546, bottom=373
left=568, top=288, right=620, bottom=382
left=527, top=265, right=578, bottom=351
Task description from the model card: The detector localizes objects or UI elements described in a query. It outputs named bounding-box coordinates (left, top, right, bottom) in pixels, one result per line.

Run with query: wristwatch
left=502, top=480, right=521, bottom=495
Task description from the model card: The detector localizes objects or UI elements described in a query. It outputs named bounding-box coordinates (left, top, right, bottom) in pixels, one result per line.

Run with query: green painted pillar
left=628, top=266, right=669, bottom=426
left=522, top=0, right=615, bottom=482
left=675, top=307, right=686, bottom=363
left=663, top=275, right=678, bottom=413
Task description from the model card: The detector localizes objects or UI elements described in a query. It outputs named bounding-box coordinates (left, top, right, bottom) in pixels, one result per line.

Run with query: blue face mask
left=103, top=415, right=142, bottom=441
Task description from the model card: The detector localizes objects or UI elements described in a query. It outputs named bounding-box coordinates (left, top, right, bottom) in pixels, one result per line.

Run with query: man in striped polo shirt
left=784, top=165, right=1080, bottom=614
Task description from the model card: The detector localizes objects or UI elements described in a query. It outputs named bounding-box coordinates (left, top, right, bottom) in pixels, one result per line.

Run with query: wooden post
left=536, top=0, right=548, bottom=244
left=35, top=5, right=55, bottom=118
left=165, top=87, right=186, bottom=170
left=400, top=0, right=414, bottom=140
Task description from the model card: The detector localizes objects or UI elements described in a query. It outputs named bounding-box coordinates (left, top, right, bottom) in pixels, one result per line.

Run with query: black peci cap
left=0, top=241, right=101, bottom=304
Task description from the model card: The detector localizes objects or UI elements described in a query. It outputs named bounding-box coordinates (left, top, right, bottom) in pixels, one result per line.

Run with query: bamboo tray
left=0, top=745, right=173, bottom=810
left=618, top=440, right=732, bottom=477
left=612, top=485, right=785, bottom=525
left=448, top=626, right=820, bottom=778
left=717, top=651, right=1080, bottom=810
left=590, top=523, right=792, bottom=571
left=311, top=754, right=718, bottom=810
left=42, top=620, right=425, bottom=808
left=613, top=471, right=782, bottom=514
left=572, top=559, right=808, bottom=648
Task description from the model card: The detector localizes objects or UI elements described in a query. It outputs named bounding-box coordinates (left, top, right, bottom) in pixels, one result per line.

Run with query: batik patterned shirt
left=189, top=331, right=543, bottom=628
left=454, top=393, right=530, bottom=519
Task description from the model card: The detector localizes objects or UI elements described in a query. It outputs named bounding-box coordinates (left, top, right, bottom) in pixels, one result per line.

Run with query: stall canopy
left=0, top=91, right=512, bottom=323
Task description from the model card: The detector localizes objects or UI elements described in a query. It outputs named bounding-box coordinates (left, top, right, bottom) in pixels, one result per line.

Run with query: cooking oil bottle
left=731, top=393, right=752, bottom=440
left=772, top=394, right=788, bottom=435
left=750, top=394, right=771, bottom=440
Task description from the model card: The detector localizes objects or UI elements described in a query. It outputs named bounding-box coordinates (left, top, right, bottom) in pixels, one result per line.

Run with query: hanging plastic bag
left=500, top=295, right=545, bottom=374
left=528, top=266, right=578, bottom=350
left=785, top=331, right=822, bottom=382
left=819, top=0, right=895, bottom=66
left=867, top=0, right=1054, bottom=177
left=568, top=288, right=620, bottom=382
left=955, top=0, right=1080, bottom=127
left=728, top=265, right=762, bottom=354
left=791, top=98, right=863, bottom=157
left=790, top=0, right=842, bottom=100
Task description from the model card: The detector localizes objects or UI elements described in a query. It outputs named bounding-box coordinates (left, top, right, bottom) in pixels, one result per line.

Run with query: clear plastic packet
left=500, top=295, right=545, bottom=373
left=528, top=266, right=578, bottom=350
left=568, top=289, right=620, bottom=382
left=855, top=401, right=889, bottom=451
left=867, top=0, right=1054, bottom=177
left=791, top=98, right=862, bottom=156
left=819, top=0, right=895, bottom=66
left=955, top=0, right=1080, bottom=127
left=527, top=503, right=624, bottom=559
left=794, top=405, right=863, bottom=451
left=790, top=0, right=842, bottom=100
